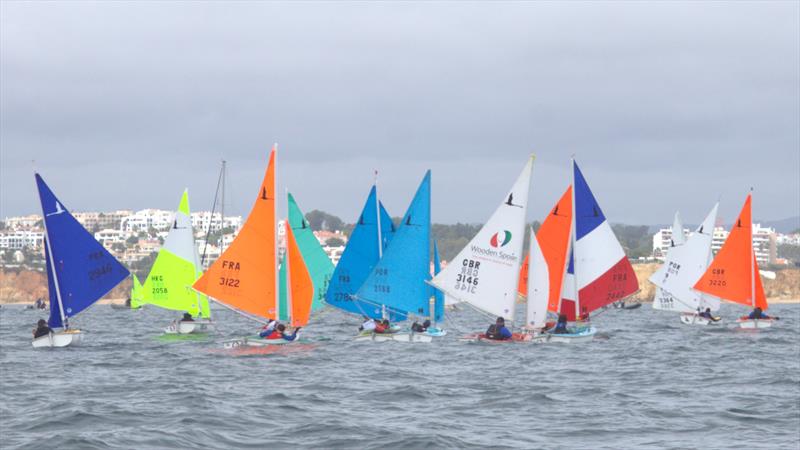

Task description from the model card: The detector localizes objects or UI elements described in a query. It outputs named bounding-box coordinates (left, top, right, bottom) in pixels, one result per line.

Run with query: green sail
left=130, top=274, right=143, bottom=309
left=141, top=190, right=210, bottom=318
left=277, top=193, right=334, bottom=315
left=278, top=253, right=289, bottom=321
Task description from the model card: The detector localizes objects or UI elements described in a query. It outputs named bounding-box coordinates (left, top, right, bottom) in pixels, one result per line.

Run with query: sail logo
left=46, top=201, right=65, bottom=217
left=489, top=230, right=512, bottom=248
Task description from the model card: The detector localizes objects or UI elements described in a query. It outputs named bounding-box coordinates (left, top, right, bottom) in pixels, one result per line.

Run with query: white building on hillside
left=653, top=223, right=775, bottom=265
left=0, top=230, right=44, bottom=250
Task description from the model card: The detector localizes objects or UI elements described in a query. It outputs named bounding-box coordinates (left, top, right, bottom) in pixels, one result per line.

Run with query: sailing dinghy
left=138, top=190, right=212, bottom=334
left=547, top=160, right=639, bottom=343
left=33, top=173, right=129, bottom=348
left=693, top=192, right=776, bottom=329
left=193, top=147, right=314, bottom=346
left=430, top=156, right=533, bottom=342
left=650, top=204, right=722, bottom=325
left=353, top=171, right=444, bottom=342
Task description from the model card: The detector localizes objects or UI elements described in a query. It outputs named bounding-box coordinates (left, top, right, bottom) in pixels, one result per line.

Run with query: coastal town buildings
left=652, top=223, right=778, bottom=265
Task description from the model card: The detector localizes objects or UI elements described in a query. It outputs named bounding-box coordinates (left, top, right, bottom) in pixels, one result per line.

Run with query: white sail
left=671, top=211, right=686, bottom=246
left=653, top=211, right=686, bottom=309
left=525, top=228, right=549, bottom=330
left=430, top=156, right=533, bottom=321
left=650, top=203, right=720, bottom=312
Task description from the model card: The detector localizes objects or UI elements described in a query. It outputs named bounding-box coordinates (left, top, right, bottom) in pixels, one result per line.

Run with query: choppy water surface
left=1, top=303, right=799, bottom=449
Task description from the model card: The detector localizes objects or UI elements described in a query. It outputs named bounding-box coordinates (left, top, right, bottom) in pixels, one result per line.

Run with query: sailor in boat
left=34, top=298, right=47, bottom=310
left=260, top=323, right=301, bottom=341
left=485, top=317, right=512, bottom=340
left=180, top=312, right=194, bottom=322
left=411, top=320, right=431, bottom=333
left=124, top=297, right=131, bottom=308
left=698, top=307, right=720, bottom=322
left=374, top=319, right=392, bottom=334
left=746, top=307, right=777, bottom=321
left=258, top=318, right=279, bottom=338
left=32, top=319, right=52, bottom=339
left=359, top=317, right=377, bottom=332
left=553, top=314, right=569, bottom=334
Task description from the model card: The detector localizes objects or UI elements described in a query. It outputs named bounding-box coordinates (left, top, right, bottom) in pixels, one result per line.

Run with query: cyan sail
left=278, top=193, right=335, bottom=315
left=36, top=174, right=129, bottom=329
left=355, top=171, right=435, bottom=321
left=325, top=185, right=395, bottom=317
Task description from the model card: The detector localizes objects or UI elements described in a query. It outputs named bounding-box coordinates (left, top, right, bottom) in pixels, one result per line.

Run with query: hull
left=458, top=332, right=545, bottom=343
left=737, top=318, right=774, bottom=329
left=32, top=329, right=83, bottom=348
left=223, top=334, right=300, bottom=348
left=546, top=326, right=596, bottom=343
left=164, top=319, right=213, bottom=335
left=354, top=331, right=433, bottom=343
left=680, top=313, right=721, bottom=326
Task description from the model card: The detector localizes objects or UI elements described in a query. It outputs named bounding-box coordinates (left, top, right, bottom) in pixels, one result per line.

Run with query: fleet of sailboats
left=28, top=149, right=783, bottom=348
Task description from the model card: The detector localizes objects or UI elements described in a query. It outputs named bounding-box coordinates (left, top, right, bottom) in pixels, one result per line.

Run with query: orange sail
left=693, top=194, right=767, bottom=309
left=537, top=186, right=573, bottom=313
left=193, top=148, right=278, bottom=320
left=285, top=223, right=313, bottom=327
left=517, top=254, right=529, bottom=297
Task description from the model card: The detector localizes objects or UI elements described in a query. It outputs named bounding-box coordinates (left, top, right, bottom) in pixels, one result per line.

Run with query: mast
left=42, top=220, right=67, bottom=329
left=570, top=157, right=580, bottom=321
left=273, top=144, right=280, bottom=321
left=374, top=170, right=383, bottom=259
left=285, top=219, right=293, bottom=324
left=749, top=189, right=755, bottom=308
left=221, top=160, right=226, bottom=235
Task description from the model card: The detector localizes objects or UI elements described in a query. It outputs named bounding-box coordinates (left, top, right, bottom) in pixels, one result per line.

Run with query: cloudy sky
left=2, top=2, right=798, bottom=227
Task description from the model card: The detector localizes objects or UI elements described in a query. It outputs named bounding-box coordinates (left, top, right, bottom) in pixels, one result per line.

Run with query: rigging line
left=201, top=162, right=225, bottom=267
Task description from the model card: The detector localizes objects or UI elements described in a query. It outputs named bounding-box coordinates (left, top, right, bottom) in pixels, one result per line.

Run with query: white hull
left=164, top=319, right=213, bottom=335
left=546, top=326, right=596, bottom=344
left=223, top=334, right=300, bottom=348
left=354, top=332, right=433, bottom=343
left=32, top=329, right=83, bottom=348
left=737, top=318, right=774, bottom=329
left=679, top=313, right=721, bottom=326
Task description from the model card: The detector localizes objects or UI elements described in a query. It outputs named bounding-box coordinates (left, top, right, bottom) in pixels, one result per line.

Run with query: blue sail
left=355, top=171, right=435, bottom=322
left=325, top=185, right=395, bottom=316
left=36, top=174, right=129, bottom=328
left=432, top=240, right=445, bottom=321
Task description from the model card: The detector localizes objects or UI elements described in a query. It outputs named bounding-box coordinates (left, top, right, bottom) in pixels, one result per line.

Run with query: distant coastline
left=2, top=266, right=799, bottom=305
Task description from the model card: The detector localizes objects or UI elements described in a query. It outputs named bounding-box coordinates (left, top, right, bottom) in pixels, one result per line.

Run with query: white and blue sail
left=325, top=185, right=395, bottom=317
left=36, top=174, right=129, bottom=329
left=355, top=171, right=438, bottom=321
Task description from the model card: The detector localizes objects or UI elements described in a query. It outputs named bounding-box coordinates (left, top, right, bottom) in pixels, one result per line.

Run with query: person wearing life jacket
left=411, top=320, right=431, bottom=333
left=359, top=317, right=377, bottom=332
left=485, top=317, right=512, bottom=340
left=258, top=319, right=279, bottom=338
left=553, top=314, right=569, bottom=334
left=698, top=307, right=720, bottom=322
left=32, top=319, right=52, bottom=339
left=747, top=307, right=772, bottom=320
left=374, top=319, right=392, bottom=334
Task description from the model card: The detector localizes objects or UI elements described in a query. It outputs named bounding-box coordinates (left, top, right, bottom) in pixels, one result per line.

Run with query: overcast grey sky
left=2, top=1, right=798, bottom=226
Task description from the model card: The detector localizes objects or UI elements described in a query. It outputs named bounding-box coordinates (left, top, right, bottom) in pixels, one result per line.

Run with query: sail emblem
left=46, top=201, right=65, bottom=217
left=490, top=230, right=512, bottom=248
left=505, top=193, right=523, bottom=208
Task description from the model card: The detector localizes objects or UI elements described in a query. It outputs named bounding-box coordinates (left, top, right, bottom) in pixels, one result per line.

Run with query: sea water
left=1, top=303, right=798, bottom=449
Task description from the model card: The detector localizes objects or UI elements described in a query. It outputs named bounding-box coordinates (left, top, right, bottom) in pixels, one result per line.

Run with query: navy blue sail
left=355, top=171, right=435, bottom=321
left=36, top=174, right=129, bottom=328
left=326, top=185, right=395, bottom=317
